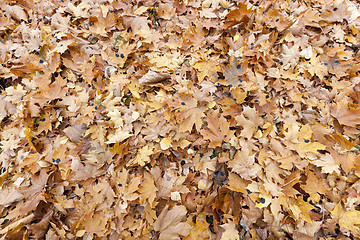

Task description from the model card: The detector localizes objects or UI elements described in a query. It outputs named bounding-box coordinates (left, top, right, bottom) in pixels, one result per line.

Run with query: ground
left=1, top=0, right=360, bottom=239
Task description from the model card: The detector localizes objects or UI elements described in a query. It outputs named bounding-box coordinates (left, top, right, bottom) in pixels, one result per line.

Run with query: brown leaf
left=153, top=205, right=191, bottom=240
left=223, top=3, right=250, bottom=29
left=63, top=123, right=87, bottom=143
left=0, top=188, right=23, bottom=206
left=331, top=106, right=360, bottom=127
left=200, top=110, right=234, bottom=148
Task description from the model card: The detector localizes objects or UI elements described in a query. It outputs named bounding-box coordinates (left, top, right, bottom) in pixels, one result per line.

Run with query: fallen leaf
left=200, top=110, right=234, bottom=148
left=153, top=205, right=192, bottom=240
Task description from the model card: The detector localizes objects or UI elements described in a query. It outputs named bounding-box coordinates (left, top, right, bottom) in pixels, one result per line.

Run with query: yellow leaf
left=301, top=170, right=326, bottom=202
left=167, top=94, right=206, bottom=132
left=127, top=145, right=153, bottom=167
left=128, top=82, right=141, bottom=99
left=160, top=137, right=172, bottom=150
left=231, top=87, right=247, bottom=104
left=138, top=172, right=157, bottom=208
left=24, top=127, right=37, bottom=152
left=331, top=106, right=360, bottom=127
left=154, top=205, right=191, bottom=240
left=297, top=124, right=313, bottom=141
left=296, top=142, right=326, bottom=158
left=297, top=199, right=313, bottom=223
left=339, top=210, right=360, bottom=235
left=90, top=55, right=95, bottom=63
left=134, top=6, right=148, bottom=15
left=149, top=56, right=179, bottom=70
left=184, top=213, right=210, bottom=240
left=193, top=60, right=221, bottom=83
left=331, top=202, right=343, bottom=217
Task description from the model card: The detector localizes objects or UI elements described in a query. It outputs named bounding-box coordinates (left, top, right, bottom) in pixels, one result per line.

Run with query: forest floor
left=1, top=0, right=360, bottom=239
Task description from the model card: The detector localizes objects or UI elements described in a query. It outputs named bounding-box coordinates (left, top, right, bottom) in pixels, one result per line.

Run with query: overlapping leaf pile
left=1, top=0, right=360, bottom=239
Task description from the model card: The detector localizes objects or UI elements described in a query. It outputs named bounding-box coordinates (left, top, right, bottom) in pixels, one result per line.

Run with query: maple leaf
left=332, top=203, right=360, bottom=235
left=0, top=188, right=23, bottom=206
left=122, top=15, right=151, bottom=37
left=220, top=221, right=239, bottom=240
left=184, top=213, right=210, bottom=240
left=339, top=210, right=360, bottom=235
left=5, top=170, right=50, bottom=221
left=4, top=5, right=27, bottom=21
left=158, top=3, right=176, bottom=20
left=330, top=106, right=360, bottom=127
left=227, top=172, right=250, bottom=194
left=167, top=94, right=206, bottom=132
left=127, top=145, right=154, bottom=167
left=83, top=212, right=109, bottom=237
left=287, top=197, right=313, bottom=223
left=142, top=115, right=172, bottom=141
left=223, top=3, right=250, bottom=29
left=223, top=57, right=245, bottom=86
left=26, top=210, right=53, bottom=239
left=63, top=123, right=87, bottom=143
left=296, top=141, right=326, bottom=158
left=294, top=124, right=326, bottom=158
left=150, top=56, right=179, bottom=71
left=3, top=0, right=360, bottom=238
left=153, top=205, right=191, bottom=240
left=301, top=170, right=326, bottom=202
left=311, top=153, right=340, bottom=174
left=228, top=141, right=261, bottom=180
left=193, top=60, right=221, bottom=83
left=0, top=96, right=16, bottom=121
left=138, top=172, right=157, bottom=208
left=200, top=110, right=234, bottom=148
left=19, top=169, right=49, bottom=196
left=280, top=43, right=300, bottom=68
left=89, top=10, right=116, bottom=37
left=235, top=106, right=261, bottom=138
left=69, top=156, right=105, bottom=181
left=68, top=1, right=91, bottom=18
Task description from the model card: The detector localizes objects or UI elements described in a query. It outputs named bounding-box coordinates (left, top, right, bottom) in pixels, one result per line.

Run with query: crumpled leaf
left=139, top=70, right=171, bottom=85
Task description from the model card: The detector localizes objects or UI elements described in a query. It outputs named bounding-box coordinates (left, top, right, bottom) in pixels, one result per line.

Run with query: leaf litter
left=0, top=0, right=360, bottom=239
